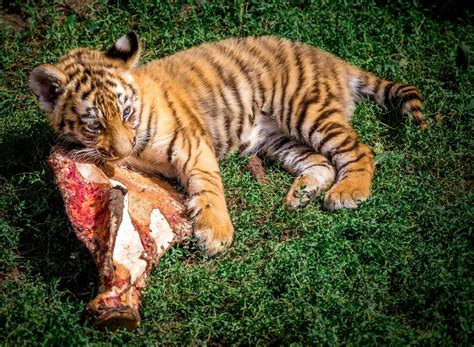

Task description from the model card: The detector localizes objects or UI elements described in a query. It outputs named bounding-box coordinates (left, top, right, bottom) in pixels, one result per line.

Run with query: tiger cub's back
left=138, top=36, right=423, bottom=159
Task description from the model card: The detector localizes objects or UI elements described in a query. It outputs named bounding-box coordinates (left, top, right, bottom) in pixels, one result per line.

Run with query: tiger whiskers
left=132, top=129, right=154, bottom=156
left=67, top=147, right=103, bottom=165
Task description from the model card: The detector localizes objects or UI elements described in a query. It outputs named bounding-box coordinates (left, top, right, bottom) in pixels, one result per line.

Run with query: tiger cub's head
left=29, top=32, right=142, bottom=162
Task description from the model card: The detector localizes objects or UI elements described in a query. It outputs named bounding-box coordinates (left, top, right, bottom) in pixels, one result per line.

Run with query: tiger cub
left=29, top=32, right=424, bottom=256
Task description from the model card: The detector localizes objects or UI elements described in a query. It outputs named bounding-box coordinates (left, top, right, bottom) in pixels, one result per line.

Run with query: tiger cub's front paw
left=188, top=193, right=234, bottom=257
left=194, top=216, right=234, bottom=257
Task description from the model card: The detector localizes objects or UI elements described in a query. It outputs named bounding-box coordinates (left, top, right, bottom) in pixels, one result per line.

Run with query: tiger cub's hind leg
left=324, top=140, right=374, bottom=211
left=258, top=131, right=336, bottom=208
left=301, top=111, right=375, bottom=211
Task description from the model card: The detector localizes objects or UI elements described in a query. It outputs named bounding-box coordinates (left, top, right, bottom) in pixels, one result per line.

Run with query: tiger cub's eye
left=88, top=121, right=103, bottom=132
left=122, top=106, right=132, bottom=121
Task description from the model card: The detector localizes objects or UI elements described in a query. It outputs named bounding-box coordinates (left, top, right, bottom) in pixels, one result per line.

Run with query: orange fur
left=30, top=33, right=424, bottom=256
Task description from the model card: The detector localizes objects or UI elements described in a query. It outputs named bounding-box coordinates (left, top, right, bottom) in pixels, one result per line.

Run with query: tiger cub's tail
left=348, top=68, right=427, bottom=129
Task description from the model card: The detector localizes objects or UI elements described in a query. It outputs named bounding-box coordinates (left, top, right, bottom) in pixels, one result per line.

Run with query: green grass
left=1, top=0, right=473, bottom=345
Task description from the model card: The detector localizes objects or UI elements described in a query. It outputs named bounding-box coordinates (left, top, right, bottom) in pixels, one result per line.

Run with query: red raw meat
left=48, top=148, right=192, bottom=329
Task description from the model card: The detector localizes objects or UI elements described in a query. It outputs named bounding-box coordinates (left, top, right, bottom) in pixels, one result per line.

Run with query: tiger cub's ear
left=105, top=31, right=141, bottom=68
left=29, top=64, right=66, bottom=113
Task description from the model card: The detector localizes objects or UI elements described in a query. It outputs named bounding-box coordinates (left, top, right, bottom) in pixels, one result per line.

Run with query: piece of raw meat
left=48, top=148, right=192, bottom=329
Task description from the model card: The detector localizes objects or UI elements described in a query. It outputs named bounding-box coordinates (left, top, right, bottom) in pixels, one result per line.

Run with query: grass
left=1, top=0, right=473, bottom=345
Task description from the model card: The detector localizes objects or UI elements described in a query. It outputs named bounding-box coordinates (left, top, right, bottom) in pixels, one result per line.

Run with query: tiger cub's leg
left=173, top=137, right=233, bottom=256
left=302, top=111, right=375, bottom=211
left=258, top=131, right=336, bottom=208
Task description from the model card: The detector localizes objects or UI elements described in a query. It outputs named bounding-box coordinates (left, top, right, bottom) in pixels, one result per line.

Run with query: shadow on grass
left=1, top=127, right=99, bottom=304
left=376, top=0, right=473, bottom=23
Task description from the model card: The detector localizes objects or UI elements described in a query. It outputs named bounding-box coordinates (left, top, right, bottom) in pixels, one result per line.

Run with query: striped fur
left=30, top=33, right=425, bottom=256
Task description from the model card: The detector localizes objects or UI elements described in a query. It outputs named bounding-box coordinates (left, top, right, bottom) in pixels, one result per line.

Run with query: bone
left=246, top=155, right=268, bottom=185
left=48, top=148, right=192, bottom=330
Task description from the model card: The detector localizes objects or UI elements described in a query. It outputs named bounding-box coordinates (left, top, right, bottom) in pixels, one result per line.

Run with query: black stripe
left=346, top=168, right=372, bottom=174
left=160, top=88, right=181, bottom=163
left=279, top=64, right=289, bottom=125
left=331, top=140, right=359, bottom=157
left=407, top=106, right=422, bottom=113
left=268, top=136, right=290, bottom=152
left=215, top=44, right=256, bottom=132
left=134, top=102, right=153, bottom=157
left=269, top=85, right=276, bottom=116
left=273, top=141, right=301, bottom=156
left=219, top=89, right=233, bottom=154
left=383, top=82, right=395, bottom=105
left=189, top=189, right=220, bottom=199
left=180, top=56, right=214, bottom=100
left=61, top=62, right=76, bottom=72
left=236, top=115, right=245, bottom=142
left=65, top=120, right=75, bottom=132
left=180, top=56, right=224, bottom=155
left=83, top=131, right=96, bottom=140
left=214, top=136, right=223, bottom=158
left=205, top=49, right=244, bottom=151
left=328, top=64, right=342, bottom=102
left=317, top=83, right=336, bottom=112
left=295, top=90, right=321, bottom=138
left=225, top=68, right=244, bottom=149
left=70, top=105, right=79, bottom=117
left=59, top=117, right=66, bottom=132
left=89, top=69, right=104, bottom=78
left=337, top=152, right=367, bottom=172
left=292, top=150, right=316, bottom=166
left=214, top=43, right=254, bottom=96
left=81, top=89, right=91, bottom=101
left=399, top=92, right=421, bottom=106
left=396, top=85, right=418, bottom=95
left=238, top=141, right=250, bottom=153
left=189, top=167, right=220, bottom=178
left=372, top=78, right=382, bottom=97
left=129, top=86, right=138, bottom=97
left=259, top=132, right=283, bottom=152
left=186, top=174, right=218, bottom=189
left=336, top=135, right=354, bottom=151
left=307, top=108, right=340, bottom=142
left=280, top=45, right=295, bottom=131
left=259, top=38, right=287, bottom=118
left=65, top=68, right=81, bottom=80
left=188, top=207, right=202, bottom=219
left=75, top=74, right=88, bottom=92
left=168, top=84, right=203, bottom=133
left=318, top=121, right=343, bottom=134
left=317, top=130, right=345, bottom=152
left=182, top=138, right=193, bottom=174
left=104, top=79, right=117, bottom=88
left=166, top=132, right=178, bottom=164
left=64, top=63, right=81, bottom=74
left=191, top=50, right=232, bottom=155
left=338, top=167, right=372, bottom=181
left=253, top=80, right=264, bottom=124
left=285, top=45, right=305, bottom=133
left=239, top=41, right=270, bottom=123
left=301, top=162, right=331, bottom=172
left=243, top=40, right=273, bottom=71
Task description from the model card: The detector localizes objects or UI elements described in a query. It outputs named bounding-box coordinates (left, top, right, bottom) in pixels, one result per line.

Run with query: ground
left=0, top=1, right=473, bottom=345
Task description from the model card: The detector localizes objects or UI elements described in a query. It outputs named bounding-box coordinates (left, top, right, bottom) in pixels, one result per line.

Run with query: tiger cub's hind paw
left=284, top=175, right=333, bottom=209
left=323, top=179, right=370, bottom=211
